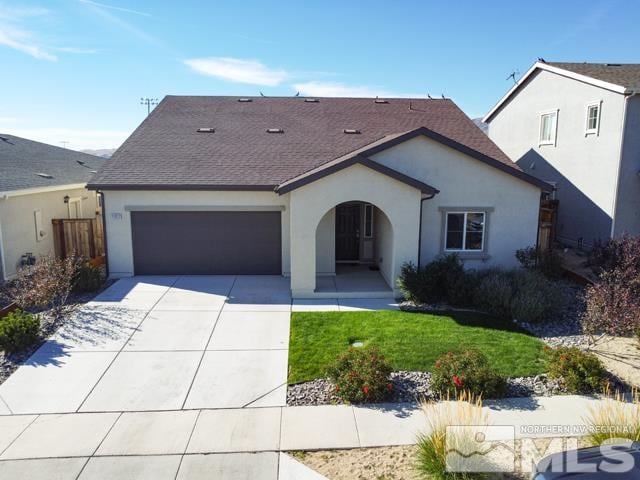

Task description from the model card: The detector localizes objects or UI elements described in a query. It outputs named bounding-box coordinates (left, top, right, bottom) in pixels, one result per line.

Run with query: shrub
left=430, top=349, right=506, bottom=399
left=472, top=269, right=515, bottom=319
left=417, top=392, right=488, bottom=479
left=7, top=254, right=82, bottom=313
left=510, top=270, right=566, bottom=323
left=397, top=255, right=470, bottom=305
left=546, top=346, right=607, bottom=394
left=0, top=309, right=40, bottom=354
left=582, top=235, right=640, bottom=336
left=584, top=391, right=640, bottom=446
left=326, top=346, right=393, bottom=403
left=516, top=245, right=564, bottom=279
left=74, top=261, right=104, bottom=293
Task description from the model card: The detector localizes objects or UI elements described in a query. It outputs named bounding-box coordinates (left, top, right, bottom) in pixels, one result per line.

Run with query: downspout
left=610, top=90, right=637, bottom=238
left=417, top=192, right=437, bottom=268
left=99, top=191, right=110, bottom=278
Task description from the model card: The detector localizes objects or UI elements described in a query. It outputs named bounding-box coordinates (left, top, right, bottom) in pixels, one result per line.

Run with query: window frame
left=539, top=109, right=559, bottom=146
left=585, top=101, right=602, bottom=136
left=67, top=197, right=83, bottom=219
left=363, top=204, right=374, bottom=238
left=439, top=207, right=493, bottom=259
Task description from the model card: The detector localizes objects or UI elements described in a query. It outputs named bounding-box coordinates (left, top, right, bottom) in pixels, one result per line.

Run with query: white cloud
left=78, top=0, right=150, bottom=17
left=53, top=46, right=98, bottom=54
left=4, top=128, right=130, bottom=150
left=184, top=57, right=288, bottom=86
left=79, top=0, right=157, bottom=44
left=0, top=25, right=56, bottom=60
left=293, top=81, right=423, bottom=98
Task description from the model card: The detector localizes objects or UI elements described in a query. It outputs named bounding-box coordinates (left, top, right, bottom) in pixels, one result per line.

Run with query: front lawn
left=288, top=310, right=546, bottom=383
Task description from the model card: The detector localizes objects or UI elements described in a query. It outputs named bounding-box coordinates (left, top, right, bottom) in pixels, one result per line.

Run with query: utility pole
left=60, top=141, right=69, bottom=149
left=140, top=97, right=159, bottom=115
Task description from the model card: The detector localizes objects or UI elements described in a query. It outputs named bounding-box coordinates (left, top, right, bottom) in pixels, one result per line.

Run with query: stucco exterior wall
left=102, top=190, right=290, bottom=277
left=487, top=69, right=626, bottom=246
left=0, top=187, right=99, bottom=280
left=315, top=208, right=336, bottom=275
left=289, top=163, right=421, bottom=297
left=372, top=136, right=541, bottom=268
left=613, top=95, right=640, bottom=236
left=375, top=209, right=394, bottom=285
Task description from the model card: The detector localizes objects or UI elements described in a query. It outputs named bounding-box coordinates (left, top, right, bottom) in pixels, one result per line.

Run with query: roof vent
left=374, top=99, right=389, bottom=104
left=36, top=173, right=53, bottom=179
left=343, top=129, right=361, bottom=134
left=238, top=98, right=253, bottom=102
left=266, top=128, right=284, bottom=134
left=196, top=127, right=215, bottom=133
left=76, top=160, right=85, bottom=165
left=606, top=63, right=622, bottom=67
left=304, top=98, right=319, bottom=103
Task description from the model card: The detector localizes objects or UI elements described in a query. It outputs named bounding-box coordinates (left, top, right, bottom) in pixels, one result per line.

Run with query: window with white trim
left=585, top=102, right=601, bottom=135
left=445, top=212, right=485, bottom=251
left=363, top=204, right=373, bottom=238
left=539, top=111, right=558, bottom=145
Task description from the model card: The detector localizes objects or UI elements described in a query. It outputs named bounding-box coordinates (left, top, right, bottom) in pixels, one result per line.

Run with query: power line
left=140, top=97, right=159, bottom=115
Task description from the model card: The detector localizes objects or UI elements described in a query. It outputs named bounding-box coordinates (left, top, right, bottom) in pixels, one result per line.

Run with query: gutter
left=0, top=183, right=88, bottom=198
left=99, top=191, right=109, bottom=278
left=610, top=89, right=638, bottom=237
left=417, top=192, right=438, bottom=268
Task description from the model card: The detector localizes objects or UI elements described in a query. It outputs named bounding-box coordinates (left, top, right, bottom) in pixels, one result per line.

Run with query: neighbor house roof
left=0, top=134, right=105, bottom=194
left=88, top=95, right=541, bottom=191
left=484, top=61, right=640, bottom=122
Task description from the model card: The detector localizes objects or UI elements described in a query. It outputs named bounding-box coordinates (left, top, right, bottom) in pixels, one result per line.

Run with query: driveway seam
left=179, top=277, right=237, bottom=410
left=0, top=394, right=13, bottom=415
left=351, top=407, right=362, bottom=448
left=75, top=278, right=180, bottom=413
left=0, top=414, right=39, bottom=458
left=175, top=409, right=202, bottom=480
left=73, top=411, right=122, bottom=478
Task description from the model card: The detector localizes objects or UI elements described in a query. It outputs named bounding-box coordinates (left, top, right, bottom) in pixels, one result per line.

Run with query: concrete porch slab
left=207, top=311, right=290, bottom=350
left=0, top=412, right=119, bottom=459
left=0, top=351, right=117, bottom=414
left=0, top=457, right=88, bottom=480
left=176, top=453, right=279, bottom=480
left=96, top=410, right=199, bottom=456
left=125, top=310, right=218, bottom=351
left=291, top=299, right=340, bottom=312
left=78, top=455, right=182, bottom=480
left=280, top=406, right=360, bottom=451
left=338, top=298, right=400, bottom=311
left=186, top=407, right=281, bottom=453
left=79, top=351, right=201, bottom=412
left=184, top=350, right=288, bottom=409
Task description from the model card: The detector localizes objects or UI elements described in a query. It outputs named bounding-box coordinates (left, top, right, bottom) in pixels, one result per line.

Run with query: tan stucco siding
left=487, top=69, right=626, bottom=245
left=315, top=208, right=335, bottom=275
left=289, top=163, right=421, bottom=296
left=102, top=190, right=291, bottom=277
left=0, top=187, right=99, bottom=279
left=372, top=136, right=541, bottom=268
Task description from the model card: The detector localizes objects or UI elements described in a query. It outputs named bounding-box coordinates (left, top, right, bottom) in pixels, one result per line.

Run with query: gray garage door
left=131, top=211, right=281, bottom=275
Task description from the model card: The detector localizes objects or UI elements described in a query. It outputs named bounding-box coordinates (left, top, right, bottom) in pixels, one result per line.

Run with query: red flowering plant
left=430, top=349, right=506, bottom=399
left=326, top=346, right=393, bottom=403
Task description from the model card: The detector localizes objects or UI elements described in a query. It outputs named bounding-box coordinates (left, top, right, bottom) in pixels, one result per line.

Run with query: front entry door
left=336, top=204, right=360, bottom=261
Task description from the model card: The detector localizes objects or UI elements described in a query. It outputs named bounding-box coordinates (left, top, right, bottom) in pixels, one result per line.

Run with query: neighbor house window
left=445, top=212, right=485, bottom=251
left=363, top=204, right=373, bottom=238
left=585, top=102, right=601, bottom=135
left=539, top=110, right=558, bottom=145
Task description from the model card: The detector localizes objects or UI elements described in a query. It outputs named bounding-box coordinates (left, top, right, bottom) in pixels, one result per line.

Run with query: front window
left=586, top=103, right=601, bottom=135
left=539, top=111, right=557, bottom=145
left=445, top=212, right=485, bottom=251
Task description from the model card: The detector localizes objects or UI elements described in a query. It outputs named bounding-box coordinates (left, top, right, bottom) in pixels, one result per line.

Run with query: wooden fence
left=538, top=199, right=559, bottom=251
left=52, top=217, right=105, bottom=260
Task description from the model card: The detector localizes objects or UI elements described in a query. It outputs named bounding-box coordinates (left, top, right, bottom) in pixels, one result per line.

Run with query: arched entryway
left=315, top=201, right=394, bottom=295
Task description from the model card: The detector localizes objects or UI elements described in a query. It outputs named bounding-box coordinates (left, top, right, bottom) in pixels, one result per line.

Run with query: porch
left=314, top=264, right=393, bottom=299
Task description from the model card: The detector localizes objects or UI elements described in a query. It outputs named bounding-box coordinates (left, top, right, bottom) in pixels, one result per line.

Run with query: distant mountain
left=472, top=118, right=488, bottom=135
left=81, top=148, right=116, bottom=158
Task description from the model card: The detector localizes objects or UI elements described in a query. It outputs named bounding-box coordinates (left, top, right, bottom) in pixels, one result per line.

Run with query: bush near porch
left=288, top=310, right=546, bottom=384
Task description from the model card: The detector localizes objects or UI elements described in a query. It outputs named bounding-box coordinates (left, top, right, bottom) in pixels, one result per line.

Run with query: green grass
left=288, top=310, right=546, bottom=383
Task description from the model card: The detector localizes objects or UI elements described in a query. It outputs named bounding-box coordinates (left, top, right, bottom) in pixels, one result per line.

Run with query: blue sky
left=1, top=0, right=639, bottom=150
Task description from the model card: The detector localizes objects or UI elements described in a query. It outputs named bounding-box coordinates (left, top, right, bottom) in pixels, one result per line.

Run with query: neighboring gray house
left=484, top=61, right=640, bottom=247
left=0, top=134, right=104, bottom=280
left=88, top=96, right=549, bottom=298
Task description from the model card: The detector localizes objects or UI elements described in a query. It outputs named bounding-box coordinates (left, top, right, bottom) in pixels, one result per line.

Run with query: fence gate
left=538, top=199, right=558, bottom=251
left=52, top=217, right=105, bottom=259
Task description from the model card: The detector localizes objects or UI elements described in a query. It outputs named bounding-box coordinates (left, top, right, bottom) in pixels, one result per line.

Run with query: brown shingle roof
left=547, top=62, right=640, bottom=90
left=88, top=96, right=520, bottom=190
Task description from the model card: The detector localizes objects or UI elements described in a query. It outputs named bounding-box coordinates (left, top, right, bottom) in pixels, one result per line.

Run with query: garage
left=130, top=211, right=282, bottom=275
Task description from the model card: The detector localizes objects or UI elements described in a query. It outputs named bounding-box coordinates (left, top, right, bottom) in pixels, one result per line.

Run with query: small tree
left=8, top=254, right=82, bottom=314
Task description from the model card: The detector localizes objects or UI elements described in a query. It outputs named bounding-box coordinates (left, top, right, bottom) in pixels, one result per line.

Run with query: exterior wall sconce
left=64, top=195, right=70, bottom=204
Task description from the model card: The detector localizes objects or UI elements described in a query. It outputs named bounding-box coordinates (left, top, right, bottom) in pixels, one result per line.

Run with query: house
left=88, top=96, right=549, bottom=298
left=0, top=134, right=104, bottom=280
left=484, top=61, right=640, bottom=247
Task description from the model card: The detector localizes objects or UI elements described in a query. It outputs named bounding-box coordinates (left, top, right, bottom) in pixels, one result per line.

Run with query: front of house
left=88, top=96, right=548, bottom=298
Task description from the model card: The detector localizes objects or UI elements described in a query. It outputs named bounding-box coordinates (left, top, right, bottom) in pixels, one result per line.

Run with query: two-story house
left=484, top=61, right=640, bottom=247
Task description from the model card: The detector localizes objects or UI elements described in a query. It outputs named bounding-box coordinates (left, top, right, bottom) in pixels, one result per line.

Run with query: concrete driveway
left=0, top=276, right=291, bottom=415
